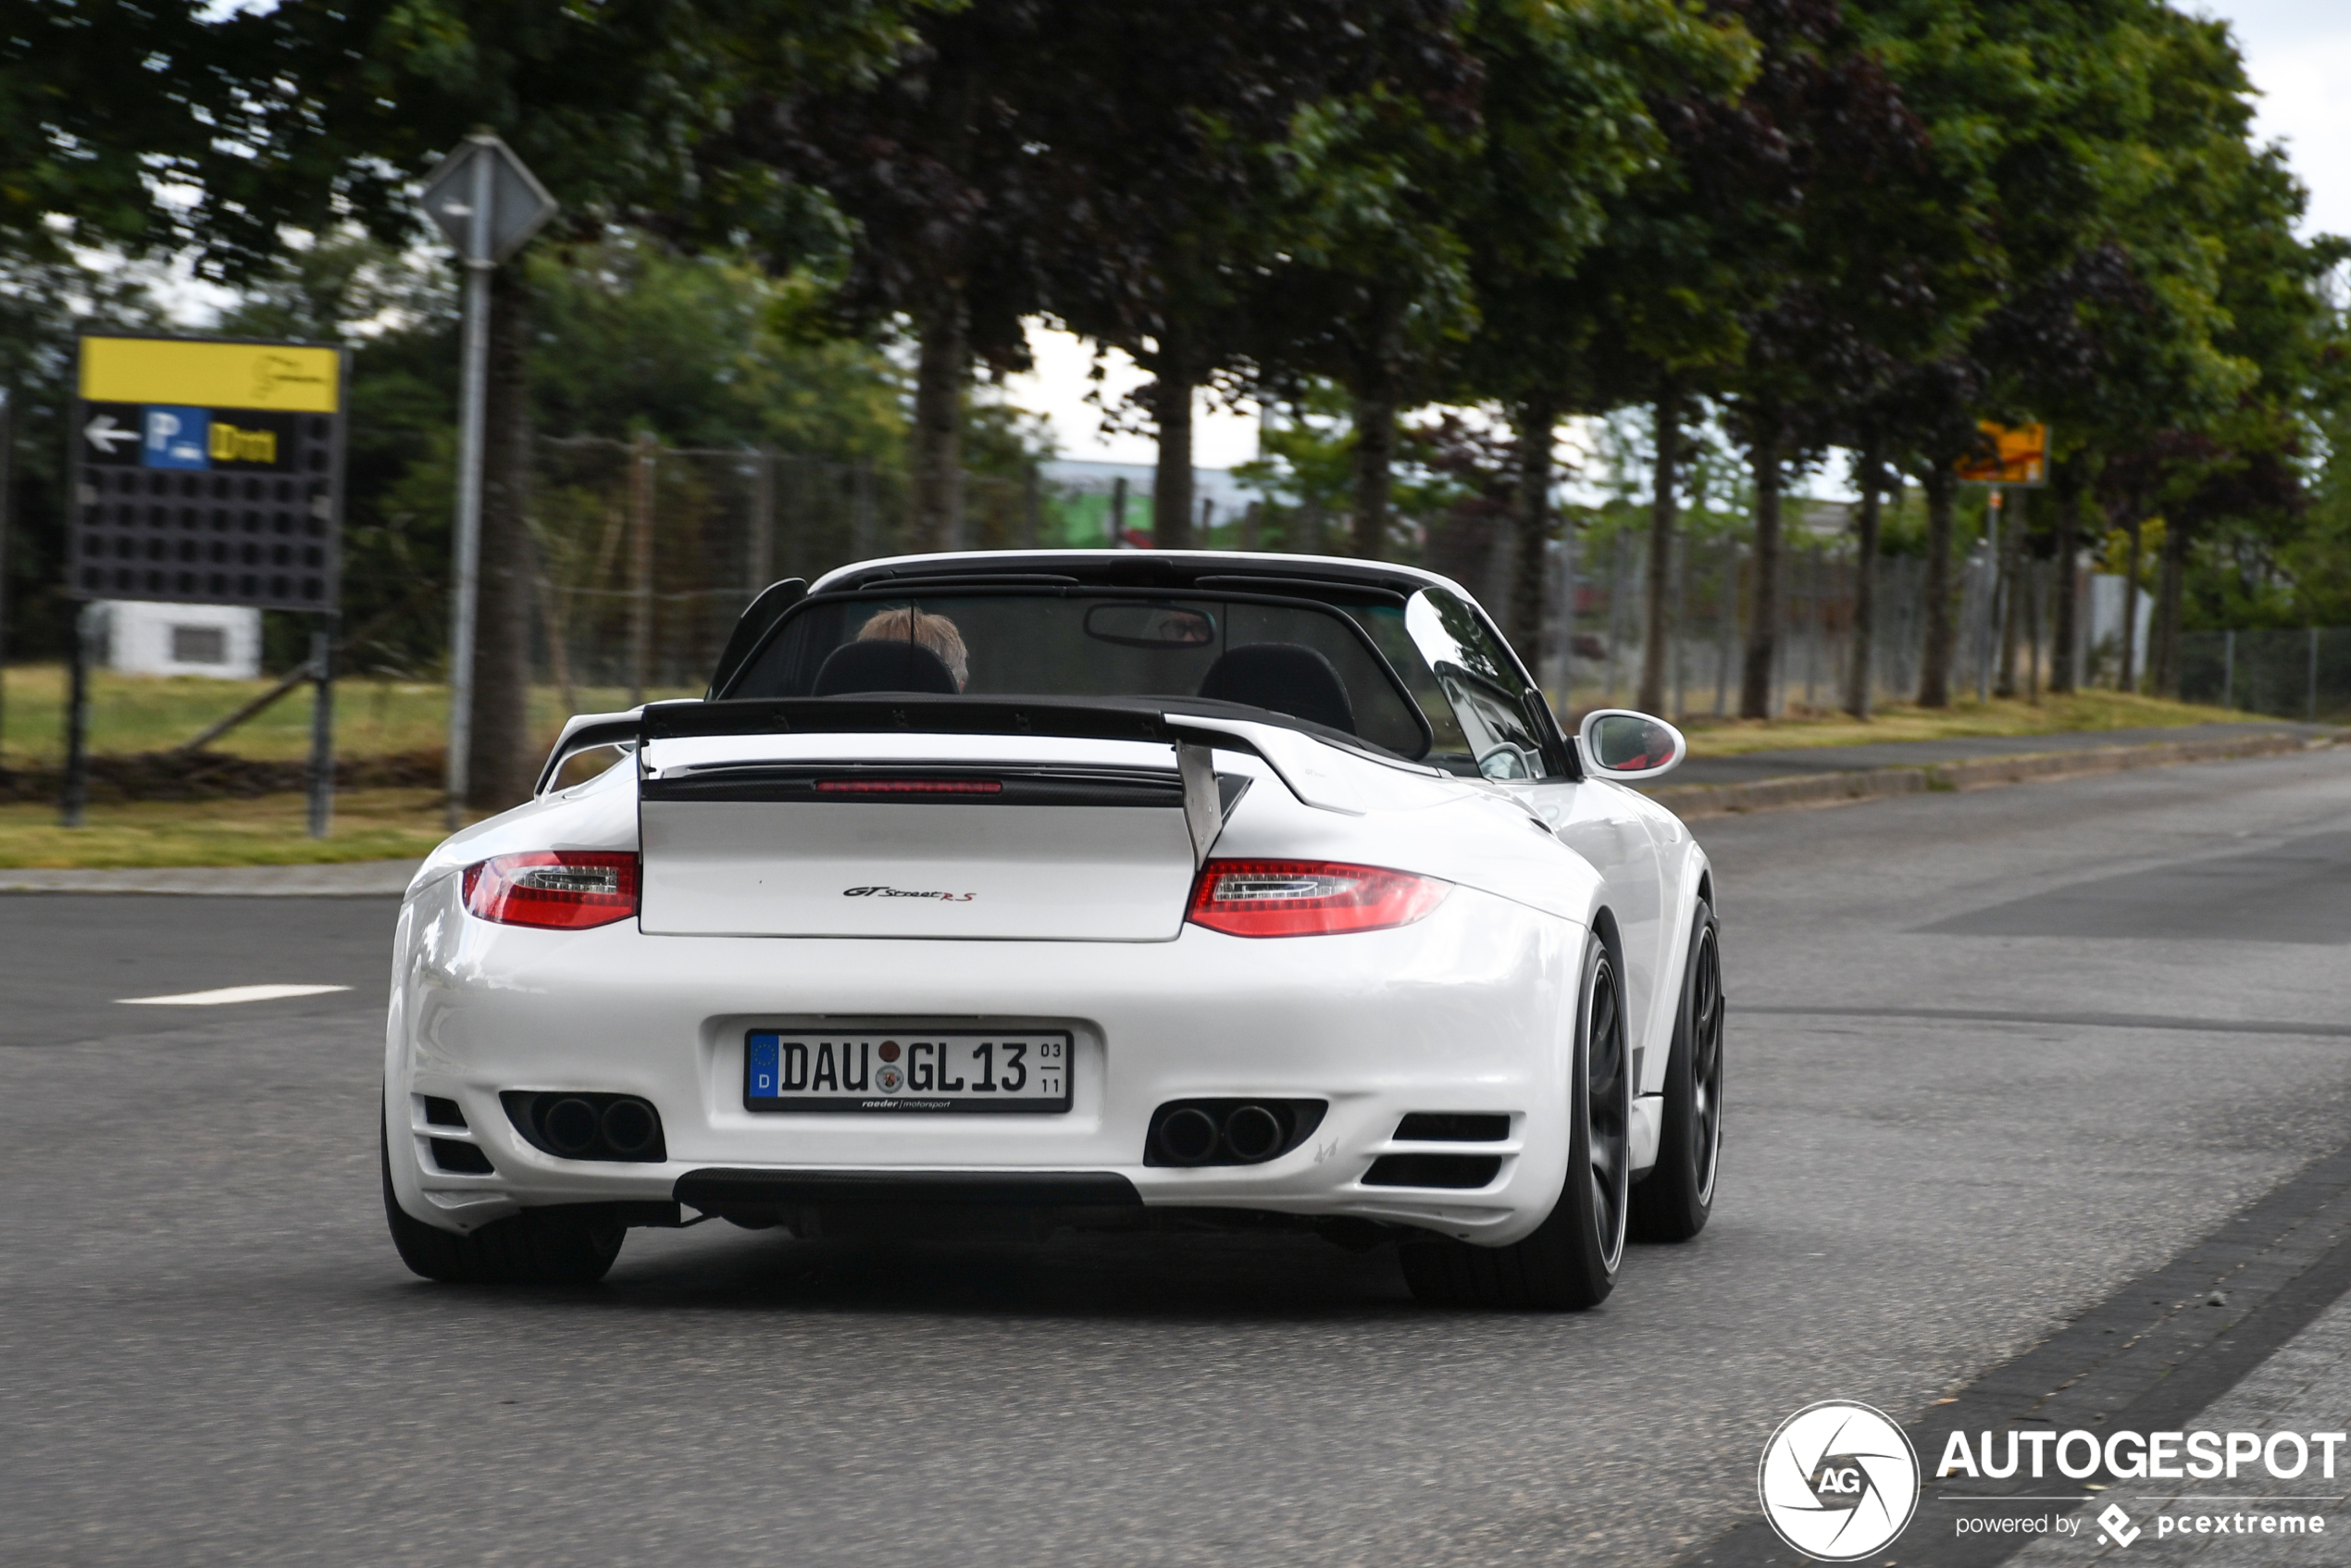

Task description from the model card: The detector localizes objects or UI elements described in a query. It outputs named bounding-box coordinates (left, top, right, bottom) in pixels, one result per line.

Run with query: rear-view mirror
left=1084, top=603, right=1216, bottom=649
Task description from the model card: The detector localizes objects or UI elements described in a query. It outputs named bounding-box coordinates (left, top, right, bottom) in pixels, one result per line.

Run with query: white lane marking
left=118, top=984, right=354, bottom=1007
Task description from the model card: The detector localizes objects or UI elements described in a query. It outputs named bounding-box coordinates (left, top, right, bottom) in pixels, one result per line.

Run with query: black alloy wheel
left=1582, top=946, right=1631, bottom=1276
left=1630, top=899, right=1724, bottom=1242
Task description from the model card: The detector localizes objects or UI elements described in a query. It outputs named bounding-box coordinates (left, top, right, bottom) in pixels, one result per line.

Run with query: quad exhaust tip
left=1147, top=1099, right=1327, bottom=1167
left=1222, top=1104, right=1284, bottom=1162
left=504, top=1090, right=667, bottom=1164
left=1157, top=1107, right=1222, bottom=1164
left=544, top=1097, right=602, bottom=1155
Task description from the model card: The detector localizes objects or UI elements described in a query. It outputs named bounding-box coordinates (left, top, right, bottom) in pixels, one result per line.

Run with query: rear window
left=728, top=586, right=1556, bottom=776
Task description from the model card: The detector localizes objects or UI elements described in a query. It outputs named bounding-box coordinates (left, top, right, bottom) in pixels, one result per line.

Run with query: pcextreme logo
left=1759, top=1400, right=1922, bottom=1562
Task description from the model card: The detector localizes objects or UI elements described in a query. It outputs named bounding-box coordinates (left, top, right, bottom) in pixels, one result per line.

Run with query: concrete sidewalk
left=1669, top=719, right=2332, bottom=789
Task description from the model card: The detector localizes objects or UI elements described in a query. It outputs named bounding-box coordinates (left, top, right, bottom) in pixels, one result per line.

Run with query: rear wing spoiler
left=534, top=696, right=1434, bottom=822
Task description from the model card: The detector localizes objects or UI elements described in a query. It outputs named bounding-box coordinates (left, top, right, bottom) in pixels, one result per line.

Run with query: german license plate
left=744, top=1030, right=1072, bottom=1113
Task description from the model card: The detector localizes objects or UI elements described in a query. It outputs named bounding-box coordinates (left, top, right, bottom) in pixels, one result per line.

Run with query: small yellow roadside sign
left=80, top=336, right=341, bottom=413
left=1954, top=422, right=2049, bottom=486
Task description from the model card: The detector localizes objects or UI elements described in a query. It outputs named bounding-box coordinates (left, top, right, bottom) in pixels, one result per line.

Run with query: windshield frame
left=717, top=582, right=1442, bottom=761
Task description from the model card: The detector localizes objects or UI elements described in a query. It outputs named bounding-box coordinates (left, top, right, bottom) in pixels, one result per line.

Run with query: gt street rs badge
left=842, top=885, right=976, bottom=902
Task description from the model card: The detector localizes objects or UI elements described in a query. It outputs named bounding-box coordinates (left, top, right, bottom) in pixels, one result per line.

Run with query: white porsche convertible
left=382, top=550, right=1723, bottom=1309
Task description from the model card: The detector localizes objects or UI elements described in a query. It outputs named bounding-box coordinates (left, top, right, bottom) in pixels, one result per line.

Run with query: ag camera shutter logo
left=1759, top=1400, right=1921, bottom=1561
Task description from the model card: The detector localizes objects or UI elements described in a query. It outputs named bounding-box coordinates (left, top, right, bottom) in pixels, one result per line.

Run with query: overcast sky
left=1011, top=0, right=2351, bottom=470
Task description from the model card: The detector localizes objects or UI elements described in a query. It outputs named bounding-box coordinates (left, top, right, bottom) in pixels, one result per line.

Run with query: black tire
left=1629, top=898, right=1724, bottom=1243
left=380, top=1103, right=624, bottom=1286
left=1401, top=934, right=1630, bottom=1310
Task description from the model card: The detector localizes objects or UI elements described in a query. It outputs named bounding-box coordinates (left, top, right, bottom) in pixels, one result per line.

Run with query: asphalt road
left=6, top=748, right=2351, bottom=1567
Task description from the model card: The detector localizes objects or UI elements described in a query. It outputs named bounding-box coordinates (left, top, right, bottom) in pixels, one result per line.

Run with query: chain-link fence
left=1545, top=531, right=2191, bottom=720
left=513, top=438, right=2342, bottom=722
left=527, top=436, right=1037, bottom=700
left=2176, top=628, right=2351, bottom=722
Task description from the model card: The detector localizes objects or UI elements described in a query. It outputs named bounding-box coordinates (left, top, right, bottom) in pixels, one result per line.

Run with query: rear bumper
left=385, top=868, right=1585, bottom=1248
left=673, top=1168, right=1141, bottom=1210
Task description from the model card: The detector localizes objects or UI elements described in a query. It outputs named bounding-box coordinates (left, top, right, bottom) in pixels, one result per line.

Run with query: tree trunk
left=1917, top=465, right=1959, bottom=708
left=1350, top=391, right=1394, bottom=559
left=468, top=262, right=536, bottom=811
left=1995, top=490, right=2026, bottom=699
left=1844, top=434, right=1885, bottom=720
left=2049, top=459, right=2084, bottom=693
left=2152, top=515, right=2189, bottom=697
left=1149, top=329, right=1195, bottom=551
left=2118, top=516, right=2144, bottom=691
left=1509, top=392, right=1558, bottom=661
left=1738, top=432, right=1782, bottom=719
left=910, top=286, right=969, bottom=553
left=1637, top=392, right=1682, bottom=715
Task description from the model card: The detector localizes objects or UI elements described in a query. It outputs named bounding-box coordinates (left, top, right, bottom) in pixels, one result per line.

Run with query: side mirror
left=1576, top=708, right=1686, bottom=782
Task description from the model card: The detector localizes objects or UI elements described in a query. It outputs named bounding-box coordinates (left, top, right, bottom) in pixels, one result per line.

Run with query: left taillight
left=462, top=852, right=640, bottom=930
left=1187, top=858, right=1450, bottom=938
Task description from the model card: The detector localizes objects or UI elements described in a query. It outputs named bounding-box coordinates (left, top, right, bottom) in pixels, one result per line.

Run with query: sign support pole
left=306, top=612, right=335, bottom=838
left=0, top=389, right=12, bottom=768
left=61, top=603, right=96, bottom=827
left=443, top=149, right=496, bottom=831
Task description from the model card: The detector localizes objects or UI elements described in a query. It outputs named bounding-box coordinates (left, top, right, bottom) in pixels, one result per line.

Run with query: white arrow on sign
left=84, top=413, right=137, bottom=454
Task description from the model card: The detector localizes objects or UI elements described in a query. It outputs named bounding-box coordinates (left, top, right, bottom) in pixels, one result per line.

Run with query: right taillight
left=1187, top=859, right=1450, bottom=938
left=463, top=852, right=640, bottom=930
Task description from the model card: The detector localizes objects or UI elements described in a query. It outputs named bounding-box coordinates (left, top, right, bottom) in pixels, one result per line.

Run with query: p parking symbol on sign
left=143, top=404, right=210, bottom=468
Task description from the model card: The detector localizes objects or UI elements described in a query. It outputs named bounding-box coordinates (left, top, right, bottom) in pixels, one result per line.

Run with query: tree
left=1237, top=2, right=1487, bottom=561
left=206, top=0, right=908, bottom=803
left=1696, top=0, right=1927, bottom=718
left=1448, top=0, right=1755, bottom=661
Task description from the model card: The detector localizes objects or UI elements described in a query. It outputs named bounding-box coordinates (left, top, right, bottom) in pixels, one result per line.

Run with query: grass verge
left=1672, top=691, right=2258, bottom=757
left=0, top=790, right=453, bottom=869
left=0, top=664, right=692, bottom=765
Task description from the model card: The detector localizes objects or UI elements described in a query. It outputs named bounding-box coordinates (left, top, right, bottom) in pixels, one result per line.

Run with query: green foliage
left=526, top=236, right=906, bottom=460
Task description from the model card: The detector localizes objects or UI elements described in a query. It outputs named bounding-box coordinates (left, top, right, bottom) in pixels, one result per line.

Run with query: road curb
left=1646, top=729, right=2332, bottom=819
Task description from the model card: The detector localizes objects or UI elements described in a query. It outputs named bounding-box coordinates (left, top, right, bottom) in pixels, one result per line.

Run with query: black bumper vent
left=1362, top=1154, right=1501, bottom=1189
left=1393, top=1113, right=1509, bottom=1143
left=429, top=1138, right=495, bottom=1175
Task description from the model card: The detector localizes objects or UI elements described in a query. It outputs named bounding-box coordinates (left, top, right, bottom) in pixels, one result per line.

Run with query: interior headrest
left=813, top=639, right=960, bottom=696
left=1196, top=642, right=1356, bottom=734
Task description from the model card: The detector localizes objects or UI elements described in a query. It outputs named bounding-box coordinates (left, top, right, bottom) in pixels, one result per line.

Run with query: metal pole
left=628, top=430, right=655, bottom=704
left=442, top=151, right=496, bottom=830
left=60, top=602, right=97, bottom=827
left=1671, top=529, right=1688, bottom=718
left=2222, top=628, right=2234, bottom=711
left=2308, top=626, right=2320, bottom=722
left=749, top=446, right=775, bottom=595
left=306, top=614, right=335, bottom=839
left=0, top=388, right=11, bottom=768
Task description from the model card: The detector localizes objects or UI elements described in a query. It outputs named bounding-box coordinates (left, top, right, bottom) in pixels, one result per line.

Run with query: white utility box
left=98, top=601, right=264, bottom=679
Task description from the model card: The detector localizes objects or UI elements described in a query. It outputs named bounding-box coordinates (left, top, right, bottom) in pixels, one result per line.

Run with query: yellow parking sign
left=68, top=332, right=346, bottom=612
